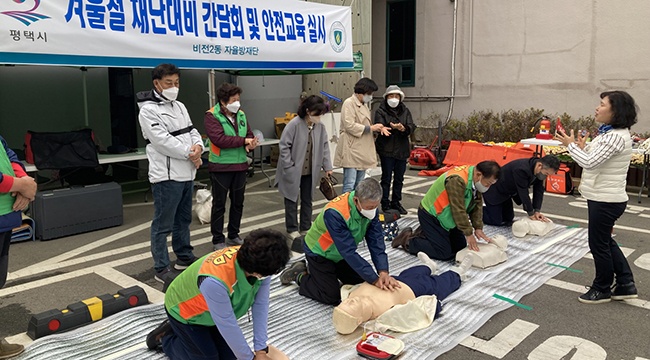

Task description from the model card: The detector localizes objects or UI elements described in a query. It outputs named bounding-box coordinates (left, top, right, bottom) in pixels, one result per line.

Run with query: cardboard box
left=270, top=145, right=279, bottom=168
left=274, top=112, right=297, bottom=139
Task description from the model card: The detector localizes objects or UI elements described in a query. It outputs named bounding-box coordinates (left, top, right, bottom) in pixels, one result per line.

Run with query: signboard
left=0, top=0, right=353, bottom=71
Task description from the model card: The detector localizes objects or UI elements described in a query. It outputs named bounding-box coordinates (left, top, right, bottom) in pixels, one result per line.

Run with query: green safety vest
left=0, top=142, right=16, bottom=216
left=165, top=247, right=261, bottom=326
left=208, top=104, right=249, bottom=165
left=304, top=191, right=372, bottom=262
left=420, top=165, right=475, bottom=231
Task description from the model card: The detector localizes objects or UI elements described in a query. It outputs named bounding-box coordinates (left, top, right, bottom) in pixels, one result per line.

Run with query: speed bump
left=27, top=286, right=148, bottom=339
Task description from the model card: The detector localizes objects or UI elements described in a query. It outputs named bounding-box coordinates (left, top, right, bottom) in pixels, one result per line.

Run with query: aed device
left=356, top=332, right=405, bottom=360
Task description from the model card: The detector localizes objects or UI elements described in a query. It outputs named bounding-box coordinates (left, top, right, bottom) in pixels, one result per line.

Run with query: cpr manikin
left=511, top=217, right=554, bottom=238
left=455, top=234, right=508, bottom=269
left=332, top=252, right=475, bottom=335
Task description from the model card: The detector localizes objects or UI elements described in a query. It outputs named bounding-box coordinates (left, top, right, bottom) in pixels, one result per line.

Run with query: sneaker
left=392, top=227, right=412, bottom=249
left=174, top=256, right=198, bottom=271
left=146, top=320, right=171, bottom=350
left=213, top=242, right=226, bottom=251
left=288, top=231, right=302, bottom=240
left=154, top=267, right=172, bottom=284
left=578, top=287, right=611, bottom=304
left=0, top=338, right=24, bottom=359
left=612, top=282, right=638, bottom=300
left=280, top=260, right=307, bottom=285
left=391, top=201, right=408, bottom=215
left=226, top=236, right=244, bottom=246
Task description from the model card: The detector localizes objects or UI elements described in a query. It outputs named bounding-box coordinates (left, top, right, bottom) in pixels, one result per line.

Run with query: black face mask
left=536, top=172, right=547, bottom=181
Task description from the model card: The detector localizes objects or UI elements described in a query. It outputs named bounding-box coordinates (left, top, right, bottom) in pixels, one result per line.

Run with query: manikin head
left=333, top=296, right=374, bottom=334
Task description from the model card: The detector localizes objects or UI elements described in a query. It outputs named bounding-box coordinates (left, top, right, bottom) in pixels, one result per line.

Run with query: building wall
left=302, top=0, right=372, bottom=104
left=369, top=0, right=650, bottom=134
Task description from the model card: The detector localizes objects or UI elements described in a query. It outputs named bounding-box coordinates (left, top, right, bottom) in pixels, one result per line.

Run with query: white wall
left=371, top=0, right=650, bottom=134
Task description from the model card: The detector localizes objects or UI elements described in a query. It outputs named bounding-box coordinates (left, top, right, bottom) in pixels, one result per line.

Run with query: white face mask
left=310, top=115, right=321, bottom=124
left=363, top=94, right=373, bottom=104
left=359, top=207, right=377, bottom=219
left=161, top=86, right=179, bottom=101
left=226, top=101, right=240, bottom=113
left=474, top=181, right=490, bottom=193
left=387, top=98, right=400, bottom=108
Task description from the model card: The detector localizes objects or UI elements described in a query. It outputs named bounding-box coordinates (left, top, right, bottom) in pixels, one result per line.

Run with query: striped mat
left=16, top=219, right=589, bottom=360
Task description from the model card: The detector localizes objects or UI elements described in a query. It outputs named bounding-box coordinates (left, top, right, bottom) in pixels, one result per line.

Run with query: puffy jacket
left=137, top=90, right=204, bottom=183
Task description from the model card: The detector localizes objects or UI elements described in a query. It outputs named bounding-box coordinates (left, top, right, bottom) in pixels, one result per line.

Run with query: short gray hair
left=354, top=178, right=382, bottom=202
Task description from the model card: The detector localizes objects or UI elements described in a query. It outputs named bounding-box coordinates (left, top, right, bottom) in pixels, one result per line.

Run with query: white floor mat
left=16, top=219, right=589, bottom=360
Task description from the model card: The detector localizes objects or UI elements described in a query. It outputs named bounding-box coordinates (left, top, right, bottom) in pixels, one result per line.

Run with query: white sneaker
left=288, top=231, right=302, bottom=240
left=417, top=252, right=437, bottom=275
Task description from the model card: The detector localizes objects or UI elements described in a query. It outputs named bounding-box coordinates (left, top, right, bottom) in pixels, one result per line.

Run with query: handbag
left=319, top=174, right=339, bottom=200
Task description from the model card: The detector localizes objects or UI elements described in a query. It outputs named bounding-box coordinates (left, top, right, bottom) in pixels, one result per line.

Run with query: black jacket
left=373, top=100, right=416, bottom=160
left=482, top=157, right=545, bottom=215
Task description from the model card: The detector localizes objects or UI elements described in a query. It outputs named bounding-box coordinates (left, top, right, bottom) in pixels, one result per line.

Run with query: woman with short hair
left=276, top=95, right=333, bottom=240
left=555, top=90, right=639, bottom=304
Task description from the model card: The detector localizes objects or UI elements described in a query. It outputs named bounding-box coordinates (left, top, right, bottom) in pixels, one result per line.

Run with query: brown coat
left=333, top=94, right=378, bottom=169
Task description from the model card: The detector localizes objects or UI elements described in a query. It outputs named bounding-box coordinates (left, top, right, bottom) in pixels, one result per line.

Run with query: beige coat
left=333, top=94, right=378, bottom=169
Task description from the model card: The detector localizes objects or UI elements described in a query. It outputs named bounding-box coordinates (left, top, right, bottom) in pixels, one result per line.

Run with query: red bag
left=546, top=164, right=574, bottom=194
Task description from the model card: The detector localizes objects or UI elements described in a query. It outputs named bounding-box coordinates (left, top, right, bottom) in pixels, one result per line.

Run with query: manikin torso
left=337, top=281, right=416, bottom=321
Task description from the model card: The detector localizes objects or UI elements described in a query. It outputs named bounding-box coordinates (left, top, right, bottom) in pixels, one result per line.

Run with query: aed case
left=357, top=332, right=402, bottom=360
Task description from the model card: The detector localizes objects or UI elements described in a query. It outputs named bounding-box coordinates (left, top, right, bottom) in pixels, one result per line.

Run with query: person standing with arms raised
left=334, top=78, right=389, bottom=193
left=555, top=91, right=638, bottom=304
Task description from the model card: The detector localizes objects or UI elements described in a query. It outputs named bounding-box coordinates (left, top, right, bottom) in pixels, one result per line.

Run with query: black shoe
left=381, top=202, right=392, bottom=213
left=612, top=282, right=638, bottom=300
left=578, top=287, right=611, bottom=304
left=146, top=320, right=171, bottom=350
left=173, top=256, right=198, bottom=271
left=391, top=202, right=408, bottom=215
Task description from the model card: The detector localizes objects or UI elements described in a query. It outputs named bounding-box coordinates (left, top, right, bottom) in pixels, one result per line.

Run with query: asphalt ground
left=1, top=167, right=649, bottom=360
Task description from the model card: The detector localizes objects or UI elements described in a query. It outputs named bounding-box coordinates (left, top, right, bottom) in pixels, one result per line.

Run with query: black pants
left=482, top=200, right=515, bottom=226
left=0, top=231, right=10, bottom=288
left=284, top=175, right=313, bottom=233
left=587, top=200, right=634, bottom=292
left=379, top=156, right=407, bottom=206
left=299, top=253, right=364, bottom=305
left=162, top=310, right=235, bottom=360
left=210, top=171, right=247, bottom=244
left=409, top=207, right=467, bottom=261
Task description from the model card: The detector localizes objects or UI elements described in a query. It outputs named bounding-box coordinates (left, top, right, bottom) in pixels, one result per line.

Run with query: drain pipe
left=440, top=0, right=460, bottom=151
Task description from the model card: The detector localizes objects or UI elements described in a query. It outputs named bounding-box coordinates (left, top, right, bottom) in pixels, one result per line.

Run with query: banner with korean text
left=0, top=0, right=353, bottom=71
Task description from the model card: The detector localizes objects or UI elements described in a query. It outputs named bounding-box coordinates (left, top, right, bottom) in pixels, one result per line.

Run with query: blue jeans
left=151, top=180, right=195, bottom=272
left=342, top=168, right=366, bottom=193
left=379, top=156, right=407, bottom=205
left=162, top=311, right=236, bottom=360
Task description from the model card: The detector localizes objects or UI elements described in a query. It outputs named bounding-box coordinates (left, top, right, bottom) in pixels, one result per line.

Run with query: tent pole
left=81, top=67, right=89, bottom=127
left=209, top=69, right=216, bottom=107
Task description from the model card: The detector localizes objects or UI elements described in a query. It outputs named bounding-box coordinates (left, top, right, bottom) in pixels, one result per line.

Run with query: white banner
left=0, top=0, right=353, bottom=70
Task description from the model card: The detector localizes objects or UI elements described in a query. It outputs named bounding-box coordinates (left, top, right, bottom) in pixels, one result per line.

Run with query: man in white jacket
left=137, top=63, right=204, bottom=283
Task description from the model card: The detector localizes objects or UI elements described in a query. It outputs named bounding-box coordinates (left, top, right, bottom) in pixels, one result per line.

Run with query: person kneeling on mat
left=146, top=229, right=291, bottom=360
left=333, top=252, right=475, bottom=334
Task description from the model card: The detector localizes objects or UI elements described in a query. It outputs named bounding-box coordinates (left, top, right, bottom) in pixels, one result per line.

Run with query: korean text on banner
left=0, top=0, right=353, bottom=70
